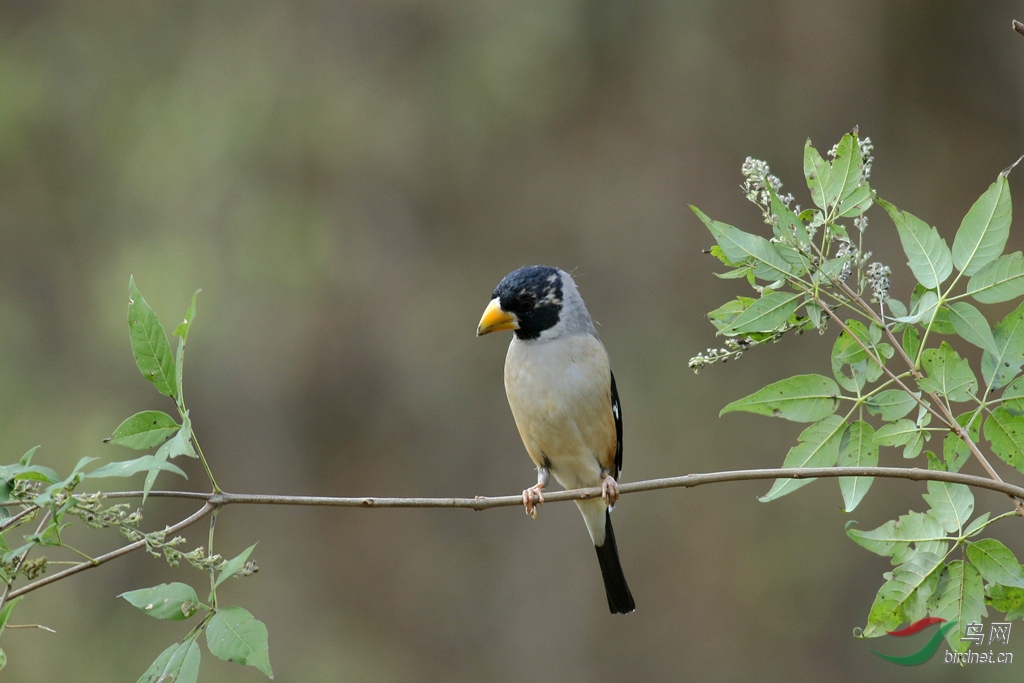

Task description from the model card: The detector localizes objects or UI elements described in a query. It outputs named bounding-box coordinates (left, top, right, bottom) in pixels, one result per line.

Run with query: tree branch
left=11, top=466, right=1021, bottom=601
left=102, top=466, right=1024, bottom=508
left=806, top=274, right=1018, bottom=511
left=7, top=503, right=215, bottom=600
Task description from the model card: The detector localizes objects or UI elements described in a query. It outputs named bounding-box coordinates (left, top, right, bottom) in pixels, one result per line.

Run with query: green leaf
left=691, top=207, right=792, bottom=281
left=865, top=390, right=918, bottom=421
left=19, top=446, right=39, bottom=466
left=804, top=139, right=832, bottom=210
left=817, top=257, right=850, bottom=283
left=887, top=298, right=908, bottom=319
left=713, top=266, right=753, bottom=281
left=175, top=335, right=185, bottom=408
left=40, top=456, right=97, bottom=499
left=128, top=276, right=177, bottom=399
left=137, top=640, right=201, bottom=683
left=943, top=412, right=980, bottom=472
left=830, top=320, right=890, bottom=391
left=894, top=287, right=939, bottom=325
left=982, top=300, right=1024, bottom=389
left=120, top=583, right=201, bottom=620
left=823, top=134, right=856, bottom=208
left=0, top=462, right=59, bottom=484
left=759, top=415, right=846, bottom=502
left=174, top=289, right=201, bottom=342
left=721, top=374, right=840, bottom=422
left=173, top=290, right=200, bottom=409
left=27, top=517, right=70, bottom=546
left=984, top=407, right=1024, bottom=474
left=921, top=481, right=974, bottom=534
left=774, top=244, right=806, bottom=271
left=1003, top=377, right=1024, bottom=413
left=861, top=551, right=943, bottom=637
left=847, top=511, right=948, bottom=564
left=106, top=411, right=180, bottom=450
left=948, top=302, right=999, bottom=357
left=3, top=542, right=33, bottom=565
left=967, top=539, right=1024, bottom=589
left=838, top=421, right=877, bottom=512
left=873, top=419, right=925, bottom=459
left=877, top=198, right=952, bottom=290
left=154, top=413, right=196, bottom=461
left=823, top=132, right=864, bottom=211
left=88, top=455, right=187, bottom=480
left=967, top=252, right=1024, bottom=304
left=769, top=185, right=810, bottom=249
left=952, top=174, right=1011, bottom=277
left=963, top=512, right=990, bottom=538
left=144, top=412, right=196, bottom=501
left=988, top=584, right=1024, bottom=620
left=934, top=301, right=959, bottom=336
left=707, top=298, right=752, bottom=332
left=707, top=246, right=750, bottom=279
left=214, top=543, right=257, bottom=591
left=837, top=183, right=873, bottom=217
left=919, top=342, right=977, bottom=403
left=903, top=326, right=921, bottom=363
left=930, top=560, right=987, bottom=652
left=206, top=606, right=273, bottom=677
left=721, top=292, right=801, bottom=335
left=831, top=321, right=868, bottom=391
left=804, top=302, right=822, bottom=329
left=0, top=597, right=22, bottom=636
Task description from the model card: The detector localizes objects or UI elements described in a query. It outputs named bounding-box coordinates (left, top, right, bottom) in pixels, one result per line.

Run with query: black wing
left=610, top=370, right=623, bottom=477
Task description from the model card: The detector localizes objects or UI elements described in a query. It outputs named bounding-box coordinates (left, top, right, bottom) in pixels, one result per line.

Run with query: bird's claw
left=523, top=486, right=545, bottom=518
left=601, top=475, right=620, bottom=506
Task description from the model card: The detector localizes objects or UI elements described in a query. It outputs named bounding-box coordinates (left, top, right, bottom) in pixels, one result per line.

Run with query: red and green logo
left=869, top=617, right=958, bottom=666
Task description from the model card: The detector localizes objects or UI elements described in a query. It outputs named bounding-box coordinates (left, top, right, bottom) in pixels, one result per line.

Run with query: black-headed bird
left=477, top=265, right=635, bottom=614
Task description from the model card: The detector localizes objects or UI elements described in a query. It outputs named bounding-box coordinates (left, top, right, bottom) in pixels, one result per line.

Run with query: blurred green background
left=2, top=1, right=1024, bottom=680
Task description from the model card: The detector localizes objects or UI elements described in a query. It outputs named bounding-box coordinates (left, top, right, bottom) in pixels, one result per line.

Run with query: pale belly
left=503, top=335, right=615, bottom=490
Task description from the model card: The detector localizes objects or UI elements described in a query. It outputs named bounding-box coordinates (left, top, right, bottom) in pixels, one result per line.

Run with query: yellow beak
left=477, top=298, right=519, bottom=336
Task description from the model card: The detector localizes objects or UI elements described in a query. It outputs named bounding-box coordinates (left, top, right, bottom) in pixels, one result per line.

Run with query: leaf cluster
left=0, top=278, right=270, bottom=679
left=694, top=131, right=1024, bottom=649
left=126, top=544, right=270, bottom=683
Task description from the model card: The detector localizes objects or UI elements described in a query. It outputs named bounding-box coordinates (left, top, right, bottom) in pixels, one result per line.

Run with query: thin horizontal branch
left=11, top=466, right=1021, bottom=600
left=102, top=466, right=1024, bottom=510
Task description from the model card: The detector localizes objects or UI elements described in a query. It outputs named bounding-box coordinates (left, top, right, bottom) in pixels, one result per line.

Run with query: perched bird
left=477, top=265, right=634, bottom=614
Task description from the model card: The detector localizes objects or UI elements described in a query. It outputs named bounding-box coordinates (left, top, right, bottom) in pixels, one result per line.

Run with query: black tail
left=594, top=510, right=635, bottom=614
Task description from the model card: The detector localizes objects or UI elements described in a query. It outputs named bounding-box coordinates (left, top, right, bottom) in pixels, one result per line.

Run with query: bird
left=476, top=265, right=634, bottom=614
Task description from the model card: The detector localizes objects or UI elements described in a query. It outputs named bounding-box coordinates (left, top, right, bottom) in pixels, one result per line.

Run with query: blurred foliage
left=2, top=1, right=1024, bottom=681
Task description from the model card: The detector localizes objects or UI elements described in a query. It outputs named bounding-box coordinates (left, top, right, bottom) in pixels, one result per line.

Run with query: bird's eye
left=519, top=300, right=535, bottom=312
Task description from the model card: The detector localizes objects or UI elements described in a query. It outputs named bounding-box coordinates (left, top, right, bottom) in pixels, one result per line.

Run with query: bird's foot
left=601, top=475, right=620, bottom=506
left=523, top=485, right=545, bottom=518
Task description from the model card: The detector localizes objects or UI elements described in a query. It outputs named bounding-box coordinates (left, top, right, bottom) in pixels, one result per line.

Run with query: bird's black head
left=492, top=265, right=563, bottom=340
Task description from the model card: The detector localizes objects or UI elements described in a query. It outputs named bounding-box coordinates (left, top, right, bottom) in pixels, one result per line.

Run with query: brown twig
left=0, top=510, right=52, bottom=614
left=7, top=503, right=214, bottom=600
